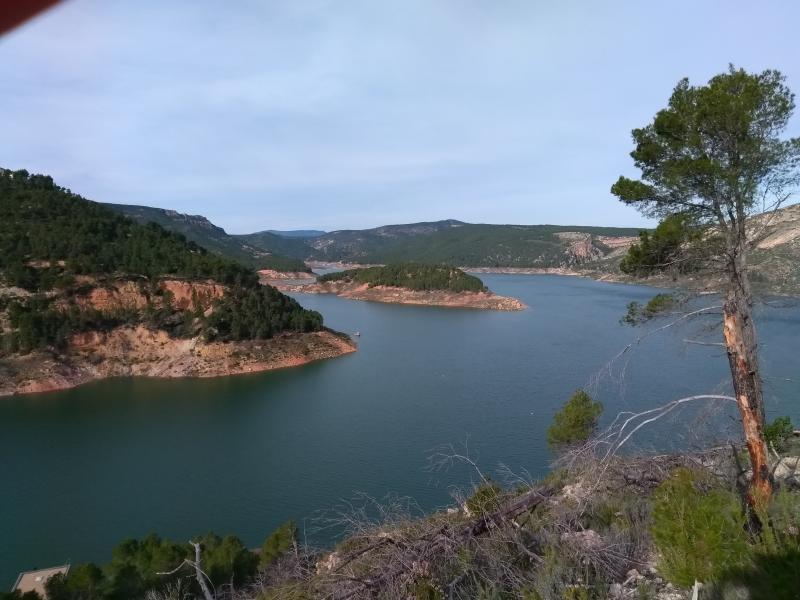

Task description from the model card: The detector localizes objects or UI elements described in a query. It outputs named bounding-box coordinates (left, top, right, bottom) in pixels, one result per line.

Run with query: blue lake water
left=1, top=274, right=797, bottom=586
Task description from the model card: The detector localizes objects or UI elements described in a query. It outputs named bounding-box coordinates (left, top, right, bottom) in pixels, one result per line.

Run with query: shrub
left=621, top=294, right=678, bottom=325
left=465, top=482, right=504, bottom=515
left=547, top=390, right=603, bottom=449
left=0, top=591, right=43, bottom=600
left=651, top=468, right=749, bottom=586
left=260, top=521, right=297, bottom=569
left=764, top=416, right=794, bottom=453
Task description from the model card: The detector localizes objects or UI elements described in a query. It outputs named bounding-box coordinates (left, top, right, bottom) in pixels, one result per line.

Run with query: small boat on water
left=354, top=331, right=361, bottom=337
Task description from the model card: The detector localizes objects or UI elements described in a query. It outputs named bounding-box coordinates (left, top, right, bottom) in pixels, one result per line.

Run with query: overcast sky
left=1, top=1, right=799, bottom=233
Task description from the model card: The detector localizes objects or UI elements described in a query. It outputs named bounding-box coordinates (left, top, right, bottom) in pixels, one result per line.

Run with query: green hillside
left=318, top=263, right=488, bottom=292
left=104, top=203, right=310, bottom=272
left=321, top=223, right=641, bottom=267
left=0, top=168, right=322, bottom=353
left=234, top=229, right=319, bottom=261
left=241, top=219, right=642, bottom=268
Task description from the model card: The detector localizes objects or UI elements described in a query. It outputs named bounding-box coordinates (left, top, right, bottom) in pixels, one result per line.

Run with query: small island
left=275, top=263, right=526, bottom=310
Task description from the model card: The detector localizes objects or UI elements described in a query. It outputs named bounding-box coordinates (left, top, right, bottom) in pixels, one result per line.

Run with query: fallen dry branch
left=325, top=484, right=554, bottom=599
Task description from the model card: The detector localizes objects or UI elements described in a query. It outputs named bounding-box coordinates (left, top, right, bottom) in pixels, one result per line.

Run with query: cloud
left=1, top=0, right=799, bottom=231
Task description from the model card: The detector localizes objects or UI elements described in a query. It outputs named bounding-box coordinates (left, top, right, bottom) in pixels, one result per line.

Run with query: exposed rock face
left=597, top=235, right=639, bottom=249
left=61, top=278, right=227, bottom=314
left=257, top=269, right=316, bottom=282
left=274, top=280, right=526, bottom=311
left=554, top=232, right=607, bottom=265
left=752, top=203, right=800, bottom=249
left=159, top=280, right=227, bottom=311
left=0, top=327, right=356, bottom=397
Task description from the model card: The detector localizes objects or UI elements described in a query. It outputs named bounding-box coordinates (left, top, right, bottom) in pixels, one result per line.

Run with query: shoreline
left=273, top=280, right=526, bottom=311
left=0, top=329, right=357, bottom=398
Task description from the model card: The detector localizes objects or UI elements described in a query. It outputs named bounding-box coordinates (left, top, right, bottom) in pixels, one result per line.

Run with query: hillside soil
left=0, top=328, right=355, bottom=396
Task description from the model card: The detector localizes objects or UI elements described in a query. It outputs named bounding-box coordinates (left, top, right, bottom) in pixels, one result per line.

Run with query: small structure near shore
left=12, top=565, right=70, bottom=598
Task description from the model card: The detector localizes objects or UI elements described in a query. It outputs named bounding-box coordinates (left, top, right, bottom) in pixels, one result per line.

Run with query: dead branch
left=325, top=484, right=554, bottom=599
left=156, top=541, right=216, bottom=600
left=558, top=395, right=738, bottom=496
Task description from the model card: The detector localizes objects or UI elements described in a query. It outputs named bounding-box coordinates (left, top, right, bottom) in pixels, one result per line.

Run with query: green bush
left=651, top=468, right=749, bottom=586
left=43, top=531, right=260, bottom=600
left=764, top=416, right=794, bottom=453
left=465, top=482, right=504, bottom=515
left=0, top=590, right=44, bottom=600
left=260, top=520, right=297, bottom=569
left=547, top=390, right=603, bottom=449
left=621, top=294, right=678, bottom=325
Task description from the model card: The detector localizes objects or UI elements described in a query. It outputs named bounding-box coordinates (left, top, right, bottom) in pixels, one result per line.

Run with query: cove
left=1, top=274, right=798, bottom=586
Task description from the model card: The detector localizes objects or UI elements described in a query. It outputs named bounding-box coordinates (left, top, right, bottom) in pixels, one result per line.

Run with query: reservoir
left=1, top=274, right=797, bottom=586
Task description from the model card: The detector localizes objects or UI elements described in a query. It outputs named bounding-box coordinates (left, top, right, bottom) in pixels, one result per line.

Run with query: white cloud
left=1, top=0, right=798, bottom=231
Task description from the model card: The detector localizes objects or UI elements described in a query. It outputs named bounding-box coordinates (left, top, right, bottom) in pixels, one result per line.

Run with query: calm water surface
left=1, top=274, right=798, bottom=585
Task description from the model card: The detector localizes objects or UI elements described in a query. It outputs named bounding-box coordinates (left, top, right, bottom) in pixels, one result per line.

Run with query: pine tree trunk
left=722, top=244, right=771, bottom=506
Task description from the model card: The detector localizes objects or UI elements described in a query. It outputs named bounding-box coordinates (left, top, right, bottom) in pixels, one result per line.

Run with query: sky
left=1, top=1, right=799, bottom=233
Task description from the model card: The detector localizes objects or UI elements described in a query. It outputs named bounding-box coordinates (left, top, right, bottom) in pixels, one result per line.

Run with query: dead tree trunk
left=722, top=238, right=771, bottom=506
left=190, top=541, right=215, bottom=600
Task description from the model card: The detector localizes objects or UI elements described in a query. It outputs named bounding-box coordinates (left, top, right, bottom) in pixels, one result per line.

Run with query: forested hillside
left=240, top=219, right=642, bottom=268
left=104, top=203, right=310, bottom=272
left=318, top=263, right=488, bottom=292
left=0, top=168, right=322, bottom=354
left=234, top=229, right=318, bottom=261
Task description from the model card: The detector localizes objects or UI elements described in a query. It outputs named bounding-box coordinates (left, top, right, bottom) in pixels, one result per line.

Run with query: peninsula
left=274, top=264, right=526, bottom=310
left=0, top=169, right=355, bottom=396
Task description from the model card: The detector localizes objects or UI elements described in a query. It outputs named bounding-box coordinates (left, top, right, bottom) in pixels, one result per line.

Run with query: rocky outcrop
left=556, top=231, right=640, bottom=266
left=274, top=280, right=526, bottom=311
left=555, top=232, right=603, bottom=265
left=0, top=327, right=356, bottom=397
left=60, top=278, right=227, bottom=314
left=257, top=269, right=315, bottom=282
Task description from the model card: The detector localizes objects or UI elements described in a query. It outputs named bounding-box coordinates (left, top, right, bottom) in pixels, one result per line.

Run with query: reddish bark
left=722, top=247, right=772, bottom=506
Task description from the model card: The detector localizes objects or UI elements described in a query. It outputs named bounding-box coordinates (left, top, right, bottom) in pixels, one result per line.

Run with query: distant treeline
left=103, top=202, right=311, bottom=273
left=0, top=169, right=259, bottom=289
left=318, top=263, right=488, bottom=292
left=1, top=524, right=297, bottom=600
left=0, top=169, right=322, bottom=354
left=239, top=220, right=643, bottom=268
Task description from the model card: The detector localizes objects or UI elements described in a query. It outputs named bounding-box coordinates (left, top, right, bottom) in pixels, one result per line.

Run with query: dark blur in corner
left=0, top=0, right=62, bottom=36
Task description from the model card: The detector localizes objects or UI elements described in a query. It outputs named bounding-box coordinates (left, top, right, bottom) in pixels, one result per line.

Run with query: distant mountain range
left=103, top=204, right=311, bottom=272
left=293, top=221, right=641, bottom=267
left=267, top=230, right=326, bottom=238
left=103, top=200, right=800, bottom=293
left=105, top=204, right=644, bottom=270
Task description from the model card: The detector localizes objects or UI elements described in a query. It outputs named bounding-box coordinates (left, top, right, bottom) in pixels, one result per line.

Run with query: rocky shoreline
left=0, top=328, right=356, bottom=397
left=273, top=280, right=526, bottom=311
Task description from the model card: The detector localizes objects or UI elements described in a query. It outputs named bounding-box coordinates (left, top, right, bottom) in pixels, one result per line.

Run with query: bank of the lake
left=1, top=274, right=798, bottom=587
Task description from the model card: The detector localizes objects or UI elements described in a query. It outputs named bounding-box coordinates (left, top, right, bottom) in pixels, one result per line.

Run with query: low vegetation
left=546, top=390, right=603, bottom=449
left=621, top=293, right=679, bottom=326
left=765, top=416, right=795, bottom=453
left=0, top=523, right=296, bottom=600
left=317, top=263, right=488, bottom=293
left=651, top=468, right=750, bottom=586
